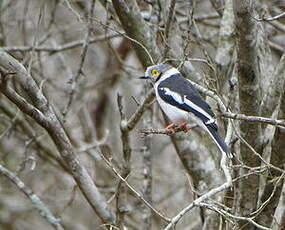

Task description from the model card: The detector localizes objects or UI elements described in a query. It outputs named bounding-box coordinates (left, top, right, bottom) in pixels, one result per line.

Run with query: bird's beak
left=139, top=75, right=149, bottom=79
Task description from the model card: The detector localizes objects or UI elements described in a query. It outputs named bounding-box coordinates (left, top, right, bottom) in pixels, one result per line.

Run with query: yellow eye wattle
left=151, top=69, right=160, bottom=77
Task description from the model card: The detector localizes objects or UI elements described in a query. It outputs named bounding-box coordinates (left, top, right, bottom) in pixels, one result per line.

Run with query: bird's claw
left=179, top=123, right=190, bottom=133
left=165, top=123, right=178, bottom=134
left=164, top=123, right=190, bottom=134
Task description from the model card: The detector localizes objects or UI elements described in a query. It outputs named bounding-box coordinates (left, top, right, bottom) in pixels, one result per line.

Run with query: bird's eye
left=151, top=69, right=160, bottom=77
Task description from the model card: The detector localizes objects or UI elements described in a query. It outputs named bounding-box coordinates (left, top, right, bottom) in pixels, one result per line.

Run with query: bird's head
left=140, top=63, right=172, bottom=83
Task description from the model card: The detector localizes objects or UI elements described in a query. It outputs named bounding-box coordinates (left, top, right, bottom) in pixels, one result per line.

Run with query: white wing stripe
left=184, top=96, right=214, bottom=122
left=161, top=87, right=183, bottom=104
left=205, top=119, right=216, bottom=125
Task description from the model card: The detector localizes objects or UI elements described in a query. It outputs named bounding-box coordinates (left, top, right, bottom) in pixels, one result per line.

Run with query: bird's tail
left=203, top=123, right=233, bottom=158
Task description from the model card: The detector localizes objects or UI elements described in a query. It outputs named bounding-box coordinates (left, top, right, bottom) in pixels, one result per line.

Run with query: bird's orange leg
left=165, top=123, right=178, bottom=134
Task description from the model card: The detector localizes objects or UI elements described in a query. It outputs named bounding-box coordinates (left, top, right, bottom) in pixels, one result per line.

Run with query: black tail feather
left=204, top=123, right=233, bottom=158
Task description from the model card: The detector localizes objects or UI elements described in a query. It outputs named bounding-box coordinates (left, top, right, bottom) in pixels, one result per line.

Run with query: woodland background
left=0, top=0, right=285, bottom=229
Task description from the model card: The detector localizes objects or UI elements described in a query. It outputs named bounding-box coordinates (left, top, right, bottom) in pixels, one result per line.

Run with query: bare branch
left=0, top=83, right=48, bottom=126
left=268, top=20, right=285, bottom=33
left=3, top=33, right=122, bottom=53
left=269, top=40, right=285, bottom=53
left=140, top=124, right=197, bottom=136
left=220, top=111, right=285, bottom=128
left=164, top=152, right=232, bottom=229
left=255, top=12, right=285, bottom=22
left=0, top=164, right=64, bottom=230
left=0, top=49, right=115, bottom=224
left=199, top=202, right=270, bottom=230
left=209, top=0, right=225, bottom=16
left=140, top=84, right=153, bottom=229
left=111, top=0, right=160, bottom=66
left=63, top=0, right=96, bottom=117
left=100, top=152, right=171, bottom=223
left=126, top=89, right=155, bottom=131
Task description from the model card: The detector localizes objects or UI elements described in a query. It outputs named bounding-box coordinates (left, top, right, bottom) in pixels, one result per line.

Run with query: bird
left=140, top=63, right=233, bottom=158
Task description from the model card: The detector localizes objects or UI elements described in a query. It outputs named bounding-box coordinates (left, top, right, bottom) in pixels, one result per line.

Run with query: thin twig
left=63, top=0, right=82, bottom=22
left=91, top=17, right=154, bottom=65
left=268, top=20, right=285, bottom=33
left=255, top=12, right=285, bottom=21
left=198, top=202, right=270, bottom=230
left=3, top=33, right=122, bottom=53
left=269, top=40, right=285, bottom=52
left=251, top=173, right=285, bottom=216
left=232, top=124, right=284, bottom=174
left=100, top=152, right=171, bottom=223
left=63, top=0, right=96, bottom=117
left=164, top=146, right=232, bottom=229
left=126, top=89, right=155, bottom=131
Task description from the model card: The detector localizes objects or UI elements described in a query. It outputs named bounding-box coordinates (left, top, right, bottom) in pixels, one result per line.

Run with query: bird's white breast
left=155, top=87, right=190, bottom=124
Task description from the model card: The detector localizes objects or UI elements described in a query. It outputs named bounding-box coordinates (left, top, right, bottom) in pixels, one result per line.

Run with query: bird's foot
left=165, top=123, right=190, bottom=134
left=179, top=123, right=190, bottom=133
left=165, top=123, right=178, bottom=134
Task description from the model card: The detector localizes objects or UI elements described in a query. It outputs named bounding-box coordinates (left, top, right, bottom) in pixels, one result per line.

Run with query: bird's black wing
left=157, top=73, right=217, bottom=130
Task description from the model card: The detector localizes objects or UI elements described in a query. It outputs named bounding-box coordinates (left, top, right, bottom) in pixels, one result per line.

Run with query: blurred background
left=0, top=0, right=285, bottom=229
